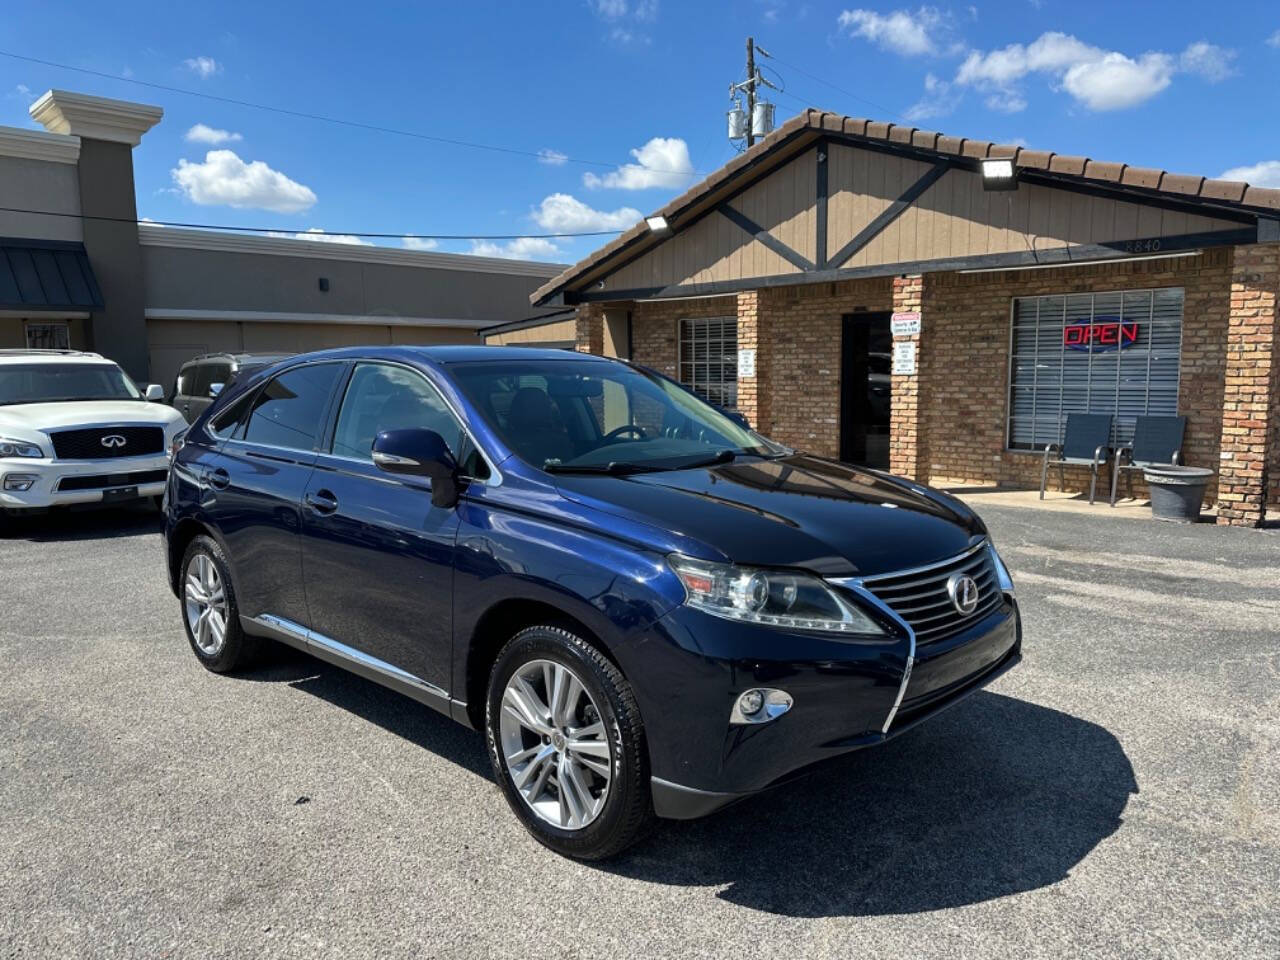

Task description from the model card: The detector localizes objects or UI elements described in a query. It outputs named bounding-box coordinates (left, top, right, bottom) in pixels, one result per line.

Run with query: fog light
left=731, top=688, right=793, bottom=725
left=3, top=474, right=38, bottom=491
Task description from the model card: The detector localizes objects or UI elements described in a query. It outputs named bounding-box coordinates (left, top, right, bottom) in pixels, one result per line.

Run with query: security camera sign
left=890, top=312, right=922, bottom=336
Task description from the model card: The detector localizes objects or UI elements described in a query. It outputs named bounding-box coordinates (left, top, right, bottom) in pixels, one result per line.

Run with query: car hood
left=552, top=454, right=985, bottom=578
left=0, top=401, right=184, bottom=433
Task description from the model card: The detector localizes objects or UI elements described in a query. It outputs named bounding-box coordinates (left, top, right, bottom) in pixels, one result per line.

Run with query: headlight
left=988, top=542, right=1015, bottom=595
left=668, top=555, right=887, bottom=636
left=168, top=429, right=187, bottom=461
left=0, top=438, right=44, bottom=458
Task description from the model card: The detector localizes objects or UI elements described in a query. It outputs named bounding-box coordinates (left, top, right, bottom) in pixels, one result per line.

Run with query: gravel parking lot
left=2, top=502, right=1277, bottom=959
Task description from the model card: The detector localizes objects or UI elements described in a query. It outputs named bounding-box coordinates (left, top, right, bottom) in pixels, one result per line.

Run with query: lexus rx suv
left=164, top=346, right=1021, bottom=859
left=0, top=350, right=186, bottom=520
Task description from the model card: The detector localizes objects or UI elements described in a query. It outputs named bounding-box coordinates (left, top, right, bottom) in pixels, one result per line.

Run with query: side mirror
left=372, top=428, right=460, bottom=507
left=209, top=382, right=225, bottom=398
left=144, top=384, right=165, bottom=402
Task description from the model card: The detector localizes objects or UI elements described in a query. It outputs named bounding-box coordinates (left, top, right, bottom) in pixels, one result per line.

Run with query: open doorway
left=840, top=312, right=892, bottom=469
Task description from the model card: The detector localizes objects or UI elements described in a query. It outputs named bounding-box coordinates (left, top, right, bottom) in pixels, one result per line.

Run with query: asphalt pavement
left=1, top=502, right=1277, bottom=959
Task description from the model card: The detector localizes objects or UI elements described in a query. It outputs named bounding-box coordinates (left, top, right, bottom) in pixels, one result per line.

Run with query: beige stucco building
left=1, top=89, right=564, bottom=391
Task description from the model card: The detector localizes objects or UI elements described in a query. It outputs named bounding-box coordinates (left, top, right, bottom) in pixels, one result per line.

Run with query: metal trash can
left=1143, top=465, right=1213, bottom=523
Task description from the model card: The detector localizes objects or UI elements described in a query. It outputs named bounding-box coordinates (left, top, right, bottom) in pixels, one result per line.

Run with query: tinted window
left=205, top=363, right=232, bottom=395
left=208, top=390, right=255, bottom=439
left=242, top=363, right=342, bottom=451
left=331, top=363, right=463, bottom=460
left=190, top=363, right=214, bottom=398
left=175, top=364, right=195, bottom=398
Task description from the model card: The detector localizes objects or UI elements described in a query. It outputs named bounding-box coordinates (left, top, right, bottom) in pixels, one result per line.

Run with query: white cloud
left=582, top=137, right=694, bottom=190
left=1219, top=160, right=1280, bottom=188
left=537, top=148, right=569, bottom=166
left=955, top=33, right=1234, bottom=112
left=184, top=123, right=242, bottom=145
left=837, top=7, right=942, bottom=57
left=401, top=236, right=440, bottom=251
left=1179, top=41, right=1235, bottom=82
left=532, top=193, right=642, bottom=232
left=905, top=73, right=960, bottom=120
left=1267, top=30, right=1280, bottom=48
left=267, top=228, right=370, bottom=245
left=1060, top=52, right=1175, bottom=110
left=183, top=56, right=221, bottom=79
left=633, top=0, right=659, bottom=21
left=469, top=237, right=562, bottom=261
left=171, top=150, right=317, bottom=213
left=590, top=0, right=628, bottom=17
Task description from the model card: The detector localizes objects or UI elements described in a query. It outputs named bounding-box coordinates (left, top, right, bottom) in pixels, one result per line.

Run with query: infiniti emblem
left=946, top=573, right=980, bottom=616
left=100, top=434, right=127, bottom=449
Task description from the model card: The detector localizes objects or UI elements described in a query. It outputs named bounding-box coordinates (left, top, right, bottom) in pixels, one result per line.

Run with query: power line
left=0, top=205, right=621, bottom=240
left=761, top=50, right=906, bottom=123
left=0, top=50, right=703, bottom=178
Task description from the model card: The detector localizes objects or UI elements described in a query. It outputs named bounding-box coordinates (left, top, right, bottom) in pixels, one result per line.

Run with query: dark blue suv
left=164, top=346, right=1021, bottom=859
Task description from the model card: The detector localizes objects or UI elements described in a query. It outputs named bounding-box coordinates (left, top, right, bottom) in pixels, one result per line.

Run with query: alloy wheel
left=498, top=658, right=613, bottom=830
left=184, top=553, right=228, bottom=656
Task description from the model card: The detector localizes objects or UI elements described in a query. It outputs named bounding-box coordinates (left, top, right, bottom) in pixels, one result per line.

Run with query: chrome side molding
left=244, top=614, right=464, bottom=718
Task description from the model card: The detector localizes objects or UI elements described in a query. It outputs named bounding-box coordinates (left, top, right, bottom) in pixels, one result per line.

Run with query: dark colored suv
left=169, top=352, right=292, bottom=423
left=163, top=346, right=1021, bottom=859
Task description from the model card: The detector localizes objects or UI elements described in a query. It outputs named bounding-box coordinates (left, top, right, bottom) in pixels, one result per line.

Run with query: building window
left=25, top=321, right=70, bottom=350
left=679, top=317, right=737, bottom=409
left=1007, top=288, right=1183, bottom=451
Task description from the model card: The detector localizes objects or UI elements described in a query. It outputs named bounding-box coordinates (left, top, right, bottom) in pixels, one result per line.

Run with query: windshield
left=0, top=363, right=143, bottom=405
left=450, top=358, right=785, bottom=472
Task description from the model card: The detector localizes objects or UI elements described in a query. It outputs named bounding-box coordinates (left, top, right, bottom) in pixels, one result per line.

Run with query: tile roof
left=532, top=108, right=1280, bottom=305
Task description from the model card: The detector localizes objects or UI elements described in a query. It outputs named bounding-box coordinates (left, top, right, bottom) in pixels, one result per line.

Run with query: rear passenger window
left=242, top=363, right=342, bottom=452
left=331, top=363, right=464, bottom=460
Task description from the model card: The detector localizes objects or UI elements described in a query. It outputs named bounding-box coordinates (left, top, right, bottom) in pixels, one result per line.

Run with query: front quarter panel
left=450, top=480, right=686, bottom=703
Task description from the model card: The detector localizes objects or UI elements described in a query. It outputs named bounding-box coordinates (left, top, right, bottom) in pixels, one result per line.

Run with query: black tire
left=485, top=625, right=653, bottom=860
left=179, top=534, right=261, bottom=673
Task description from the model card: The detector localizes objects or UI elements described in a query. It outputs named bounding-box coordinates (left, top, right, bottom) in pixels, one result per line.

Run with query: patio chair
left=1109, top=415, right=1187, bottom=507
left=1040, top=413, right=1113, bottom=505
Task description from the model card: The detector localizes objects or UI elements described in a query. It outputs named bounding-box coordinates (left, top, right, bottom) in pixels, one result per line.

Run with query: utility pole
left=745, top=36, right=756, bottom=148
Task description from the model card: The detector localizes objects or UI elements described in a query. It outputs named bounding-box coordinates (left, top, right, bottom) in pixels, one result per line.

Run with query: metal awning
left=0, top=238, right=104, bottom=311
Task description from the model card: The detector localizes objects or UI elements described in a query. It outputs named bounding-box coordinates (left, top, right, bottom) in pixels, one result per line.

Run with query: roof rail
left=0, top=348, right=101, bottom=357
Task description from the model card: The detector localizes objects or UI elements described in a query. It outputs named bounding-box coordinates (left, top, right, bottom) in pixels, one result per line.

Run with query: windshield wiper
left=543, top=460, right=667, bottom=475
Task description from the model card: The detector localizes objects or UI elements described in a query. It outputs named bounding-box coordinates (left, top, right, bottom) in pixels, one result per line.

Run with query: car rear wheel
left=180, top=535, right=260, bottom=672
left=485, top=625, right=653, bottom=860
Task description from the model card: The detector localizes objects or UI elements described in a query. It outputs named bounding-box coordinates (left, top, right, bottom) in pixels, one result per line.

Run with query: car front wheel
left=485, top=625, right=653, bottom=859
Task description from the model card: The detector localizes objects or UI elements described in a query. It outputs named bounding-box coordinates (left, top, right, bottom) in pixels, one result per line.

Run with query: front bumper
left=0, top=455, right=169, bottom=510
left=623, top=595, right=1022, bottom=819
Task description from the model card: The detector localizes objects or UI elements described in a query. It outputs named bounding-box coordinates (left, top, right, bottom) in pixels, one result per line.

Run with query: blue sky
left=3, top=1, right=1279, bottom=266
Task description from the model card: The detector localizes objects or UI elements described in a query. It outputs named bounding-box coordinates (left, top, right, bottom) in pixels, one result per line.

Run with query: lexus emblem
left=946, top=573, right=980, bottom=616
left=100, top=434, right=127, bottom=449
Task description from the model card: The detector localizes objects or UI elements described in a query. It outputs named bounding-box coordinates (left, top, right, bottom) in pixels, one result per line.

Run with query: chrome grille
left=861, top=544, right=1002, bottom=644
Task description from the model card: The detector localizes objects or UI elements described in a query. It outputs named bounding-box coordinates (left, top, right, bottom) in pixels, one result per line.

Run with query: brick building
left=516, top=109, right=1280, bottom=527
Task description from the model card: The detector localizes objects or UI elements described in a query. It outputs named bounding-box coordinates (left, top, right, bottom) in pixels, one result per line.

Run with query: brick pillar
left=574, top=304, right=604, bottom=355
left=889, top=274, right=925, bottom=480
left=1217, top=245, right=1280, bottom=527
left=735, top=290, right=765, bottom=430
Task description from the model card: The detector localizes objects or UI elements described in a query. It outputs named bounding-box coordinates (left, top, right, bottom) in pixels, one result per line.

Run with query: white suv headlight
left=669, top=555, right=887, bottom=637
left=0, top=438, right=44, bottom=458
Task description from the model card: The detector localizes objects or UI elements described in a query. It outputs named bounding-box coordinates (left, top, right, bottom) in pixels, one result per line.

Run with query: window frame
left=319, top=360, right=501, bottom=485
left=24, top=320, right=70, bottom=350
left=232, top=360, right=346, bottom=453
left=677, top=316, right=738, bottom=410
left=1004, top=286, right=1184, bottom=453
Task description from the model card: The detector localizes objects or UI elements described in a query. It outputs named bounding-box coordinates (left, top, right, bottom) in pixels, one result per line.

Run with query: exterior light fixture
left=645, top=216, right=669, bottom=233
left=980, top=158, right=1018, bottom=191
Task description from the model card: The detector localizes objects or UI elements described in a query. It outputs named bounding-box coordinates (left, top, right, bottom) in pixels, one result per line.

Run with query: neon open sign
left=1063, top=318, right=1139, bottom=352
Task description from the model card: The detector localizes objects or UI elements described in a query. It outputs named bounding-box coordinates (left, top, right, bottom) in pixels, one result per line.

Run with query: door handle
left=208, top=467, right=230, bottom=490
left=304, top=490, right=339, bottom=514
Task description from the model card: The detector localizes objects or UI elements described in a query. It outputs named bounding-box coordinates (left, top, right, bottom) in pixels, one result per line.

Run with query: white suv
left=0, top=350, right=186, bottom=516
